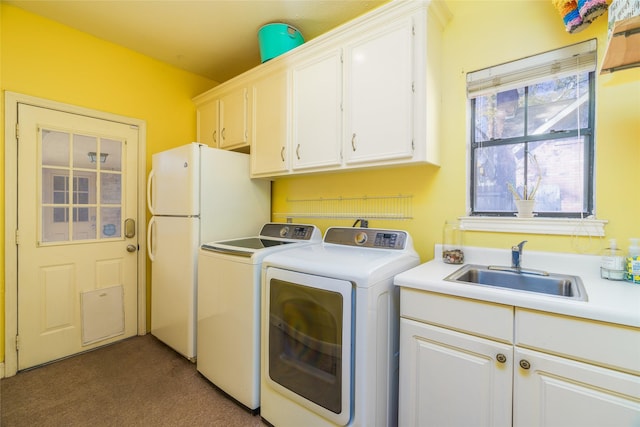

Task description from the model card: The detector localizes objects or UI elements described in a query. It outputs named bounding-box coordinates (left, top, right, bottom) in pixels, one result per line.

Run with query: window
left=468, top=40, right=596, bottom=218
left=53, top=175, right=89, bottom=223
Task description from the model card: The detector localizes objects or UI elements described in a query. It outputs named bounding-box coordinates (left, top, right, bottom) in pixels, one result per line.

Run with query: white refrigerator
left=147, top=143, right=270, bottom=360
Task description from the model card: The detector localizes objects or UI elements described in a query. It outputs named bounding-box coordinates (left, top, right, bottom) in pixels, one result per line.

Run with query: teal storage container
left=258, top=23, right=304, bottom=63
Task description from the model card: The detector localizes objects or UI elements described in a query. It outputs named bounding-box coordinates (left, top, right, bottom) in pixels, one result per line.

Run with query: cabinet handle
left=212, top=130, right=217, bottom=144
left=496, top=353, right=507, bottom=364
left=296, top=144, right=301, bottom=160
left=519, top=359, right=531, bottom=370
left=280, top=146, right=285, bottom=162
left=351, top=133, right=357, bottom=151
left=221, top=128, right=226, bottom=141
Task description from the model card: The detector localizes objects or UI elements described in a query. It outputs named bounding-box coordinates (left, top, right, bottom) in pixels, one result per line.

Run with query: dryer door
left=265, top=267, right=353, bottom=426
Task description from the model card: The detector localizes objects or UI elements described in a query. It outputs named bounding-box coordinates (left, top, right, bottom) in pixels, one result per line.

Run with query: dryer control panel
left=324, top=227, right=409, bottom=250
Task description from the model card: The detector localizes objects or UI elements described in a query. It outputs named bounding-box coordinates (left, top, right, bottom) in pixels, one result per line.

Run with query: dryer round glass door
left=265, top=267, right=353, bottom=426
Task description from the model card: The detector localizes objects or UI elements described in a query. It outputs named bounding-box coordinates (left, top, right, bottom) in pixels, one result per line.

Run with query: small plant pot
left=515, top=199, right=535, bottom=218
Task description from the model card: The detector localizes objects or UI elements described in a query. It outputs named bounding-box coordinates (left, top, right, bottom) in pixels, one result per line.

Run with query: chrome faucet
left=488, top=240, right=548, bottom=276
left=511, top=240, right=527, bottom=270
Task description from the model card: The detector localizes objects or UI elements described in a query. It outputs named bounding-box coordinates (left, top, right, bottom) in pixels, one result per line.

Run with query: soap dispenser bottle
left=625, top=238, right=640, bottom=284
left=601, top=239, right=625, bottom=280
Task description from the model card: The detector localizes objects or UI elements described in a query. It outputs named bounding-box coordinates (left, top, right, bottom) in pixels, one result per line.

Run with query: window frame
left=467, top=40, right=597, bottom=218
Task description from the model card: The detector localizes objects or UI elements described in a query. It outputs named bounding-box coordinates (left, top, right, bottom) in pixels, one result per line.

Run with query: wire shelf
left=273, top=194, right=413, bottom=221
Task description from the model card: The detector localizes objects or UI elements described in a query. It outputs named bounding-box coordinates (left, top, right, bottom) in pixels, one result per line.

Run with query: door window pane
left=73, top=134, right=97, bottom=170
left=100, top=207, right=121, bottom=238
left=39, top=127, right=125, bottom=244
left=101, top=173, right=121, bottom=204
left=72, top=207, right=96, bottom=241
left=42, top=130, right=70, bottom=167
left=101, top=138, right=122, bottom=172
left=42, top=207, right=69, bottom=242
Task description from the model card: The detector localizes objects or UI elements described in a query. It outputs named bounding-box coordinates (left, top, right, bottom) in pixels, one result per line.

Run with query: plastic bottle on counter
left=600, top=238, right=625, bottom=280
left=625, top=238, right=640, bottom=284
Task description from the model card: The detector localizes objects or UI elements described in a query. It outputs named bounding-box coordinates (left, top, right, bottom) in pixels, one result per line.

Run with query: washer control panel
left=324, top=227, right=408, bottom=249
left=260, top=223, right=318, bottom=241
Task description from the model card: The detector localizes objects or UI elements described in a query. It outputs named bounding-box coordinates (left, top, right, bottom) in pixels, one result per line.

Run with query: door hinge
left=15, top=123, right=20, bottom=140
left=15, top=335, right=20, bottom=351
left=15, top=229, right=20, bottom=245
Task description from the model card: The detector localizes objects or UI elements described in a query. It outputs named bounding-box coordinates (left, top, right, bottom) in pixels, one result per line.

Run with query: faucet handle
left=513, top=240, right=527, bottom=252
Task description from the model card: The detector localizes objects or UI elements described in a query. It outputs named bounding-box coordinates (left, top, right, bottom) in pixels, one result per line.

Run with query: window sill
left=459, top=216, right=607, bottom=237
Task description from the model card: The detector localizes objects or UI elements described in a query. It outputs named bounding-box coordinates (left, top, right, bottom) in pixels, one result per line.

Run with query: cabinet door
left=291, top=49, right=343, bottom=171
left=514, top=347, right=640, bottom=427
left=344, top=15, right=415, bottom=165
left=251, top=67, right=289, bottom=176
left=399, top=318, right=512, bottom=427
left=197, top=99, right=219, bottom=148
left=219, top=88, right=248, bottom=150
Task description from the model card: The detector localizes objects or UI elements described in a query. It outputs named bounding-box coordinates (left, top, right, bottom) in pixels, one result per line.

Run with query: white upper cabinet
left=343, top=14, right=415, bottom=166
left=193, top=0, right=451, bottom=178
left=291, top=48, right=343, bottom=171
left=194, top=83, right=249, bottom=152
left=217, top=88, right=249, bottom=150
left=196, top=98, right=219, bottom=148
left=250, top=65, right=290, bottom=176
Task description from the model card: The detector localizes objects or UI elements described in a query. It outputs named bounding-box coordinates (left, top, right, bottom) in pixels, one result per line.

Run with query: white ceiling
left=5, top=0, right=390, bottom=83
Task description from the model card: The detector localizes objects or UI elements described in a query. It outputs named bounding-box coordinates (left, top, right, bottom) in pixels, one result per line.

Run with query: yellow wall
left=273, top=0, right=640, bottom=261
left=0, top=4, right=216, bottom=363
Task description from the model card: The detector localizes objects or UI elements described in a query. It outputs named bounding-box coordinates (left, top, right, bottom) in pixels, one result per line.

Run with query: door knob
left=127, top=244, right=137, bottom=253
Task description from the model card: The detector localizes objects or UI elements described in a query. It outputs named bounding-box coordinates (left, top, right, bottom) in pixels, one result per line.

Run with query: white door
left=291, top=48, right=343, bottom=171
left=148, top=144, right=200, bottom=216
left=17, top=103, right=139, bottom=370
left=251, top=66, right=290, bottom=176
left=514, top=347, right=640, bottom=427
left=344, top=15, right=415, bottom=165
left=148, top=215, right=199, bottom=360
left=399, top=318, right=513, bottom=427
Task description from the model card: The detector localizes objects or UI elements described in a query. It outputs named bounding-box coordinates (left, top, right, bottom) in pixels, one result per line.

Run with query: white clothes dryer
left=260, top=227, right=420, bottom=426
left=197, top=223, right=321, bottom=411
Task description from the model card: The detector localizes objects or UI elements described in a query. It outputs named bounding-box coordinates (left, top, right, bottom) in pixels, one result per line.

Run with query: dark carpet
left=1, top=334, right=264, bottom=427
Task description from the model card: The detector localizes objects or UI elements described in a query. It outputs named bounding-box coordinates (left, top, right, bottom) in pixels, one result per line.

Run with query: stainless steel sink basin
left=444, top=264, right=587, bottom=301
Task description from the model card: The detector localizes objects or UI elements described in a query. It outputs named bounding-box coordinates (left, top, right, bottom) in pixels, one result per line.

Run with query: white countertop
left=394, top=245, right=640, bottom=328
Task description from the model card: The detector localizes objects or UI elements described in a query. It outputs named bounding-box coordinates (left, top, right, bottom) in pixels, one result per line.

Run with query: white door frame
left=4, top=91, right=147, bottom=377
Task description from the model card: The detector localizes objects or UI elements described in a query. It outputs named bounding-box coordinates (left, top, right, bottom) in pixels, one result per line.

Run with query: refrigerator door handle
left=147, top=169, right=155, bottom=215
left=147, top=217, right=156, bottom=262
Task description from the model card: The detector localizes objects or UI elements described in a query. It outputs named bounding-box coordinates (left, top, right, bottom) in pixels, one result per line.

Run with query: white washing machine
left=260, top=227, right=420, bottom=427
left=197, top=223, right=321, bottom=411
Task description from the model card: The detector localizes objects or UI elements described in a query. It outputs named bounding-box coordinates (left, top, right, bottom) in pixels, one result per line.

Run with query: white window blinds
left=467, top=39, right=597, bottom=98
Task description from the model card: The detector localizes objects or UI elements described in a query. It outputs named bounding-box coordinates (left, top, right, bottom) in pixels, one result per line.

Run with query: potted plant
left=507, top=154, right=541, bottom=218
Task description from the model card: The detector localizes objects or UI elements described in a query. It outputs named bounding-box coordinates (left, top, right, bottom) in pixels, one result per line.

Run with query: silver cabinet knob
left=496, top=353, right=507, bottom=364
left=519, top=359, right=531, bottom=370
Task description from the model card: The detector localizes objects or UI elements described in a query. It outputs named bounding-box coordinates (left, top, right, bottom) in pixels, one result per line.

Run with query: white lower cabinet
left=399, top=288, right=640, bottom=427
left=399, top=318, right=512, bottom=427
left=514, top=347, right=640, bottom=427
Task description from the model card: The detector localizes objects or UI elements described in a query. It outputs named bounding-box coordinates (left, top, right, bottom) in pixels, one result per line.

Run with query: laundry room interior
left=1, top=0, right=639, bottom=426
